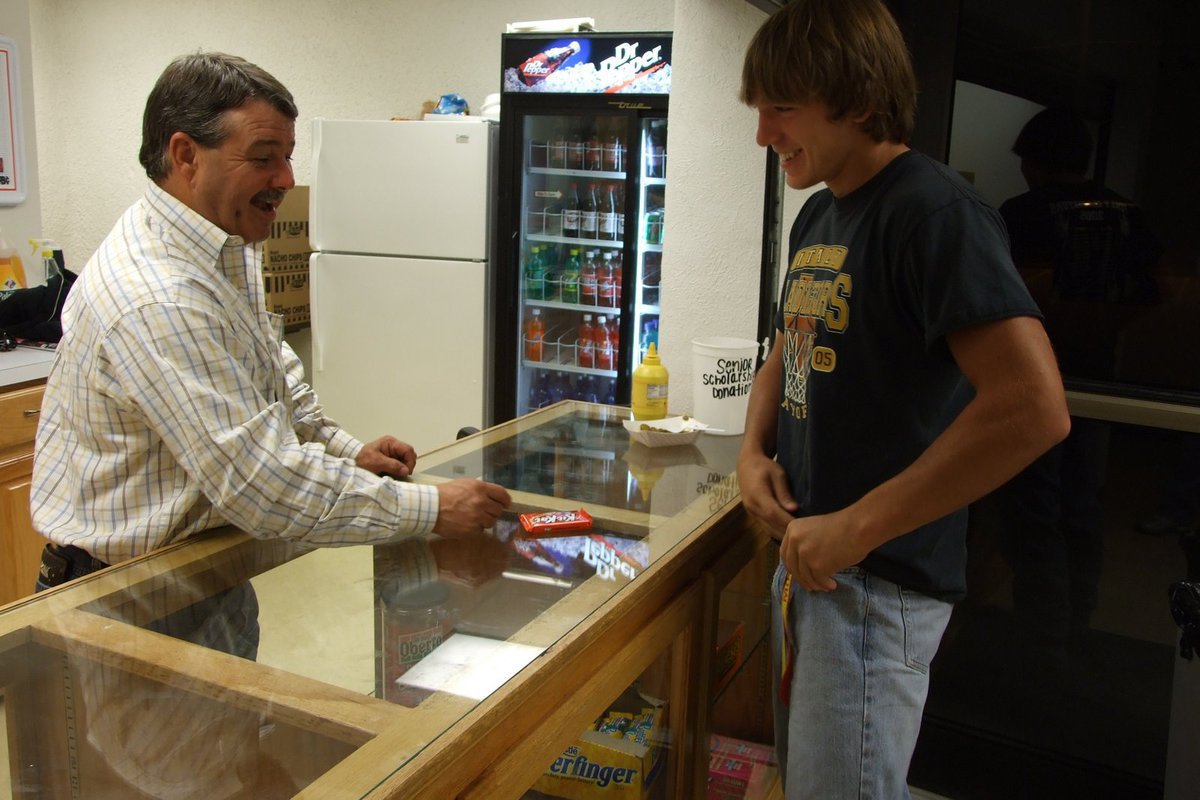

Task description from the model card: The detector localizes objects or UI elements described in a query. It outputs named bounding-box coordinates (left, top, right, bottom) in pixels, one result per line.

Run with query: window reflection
left=912, top=1, right=1200, bottom=796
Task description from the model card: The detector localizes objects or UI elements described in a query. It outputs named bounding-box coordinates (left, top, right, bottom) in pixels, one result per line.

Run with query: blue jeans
left=770, top=563, right=952, bottom=799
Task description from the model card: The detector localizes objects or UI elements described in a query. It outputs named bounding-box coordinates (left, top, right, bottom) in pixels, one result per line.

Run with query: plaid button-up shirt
left=32, top=184, right=438, bottom=563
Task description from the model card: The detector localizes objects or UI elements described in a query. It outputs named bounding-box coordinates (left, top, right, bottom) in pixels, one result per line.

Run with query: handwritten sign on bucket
left=692, top=337, right=760, bottom=436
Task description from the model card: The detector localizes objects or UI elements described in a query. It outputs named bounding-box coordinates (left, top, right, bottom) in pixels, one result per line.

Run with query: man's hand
left=433, top=479, right=512, bottom=538
left=356, top=436, right=418, bottom=479
left=779, top=509, right=867, bottom=592
left=736, top=450, right=801, bottom=538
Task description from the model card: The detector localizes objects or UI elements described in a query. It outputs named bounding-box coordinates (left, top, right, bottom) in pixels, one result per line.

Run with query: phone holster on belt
left=38, top=545, right=69, bottom=586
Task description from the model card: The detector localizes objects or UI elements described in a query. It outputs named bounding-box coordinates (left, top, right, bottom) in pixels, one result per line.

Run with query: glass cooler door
left=632, top=117, right=666, bottom=375
left=519, top=112, right=631, bottom=416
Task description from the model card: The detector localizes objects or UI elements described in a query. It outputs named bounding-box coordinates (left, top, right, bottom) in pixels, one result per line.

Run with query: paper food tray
left=622, top=416, right=712, bottom=448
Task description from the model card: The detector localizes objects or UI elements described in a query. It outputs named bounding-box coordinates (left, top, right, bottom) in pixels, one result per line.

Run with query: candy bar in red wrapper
left=519, top=508, right=594, bottom=536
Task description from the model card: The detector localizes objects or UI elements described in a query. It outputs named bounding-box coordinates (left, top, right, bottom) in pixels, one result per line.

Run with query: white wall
left=23, top=0, right=775, bottom=422
left=658, top=0, right=768, bottom=415
left=27, top=0, right=676, bottom=272
left=0, top=0, right=41, bottom=282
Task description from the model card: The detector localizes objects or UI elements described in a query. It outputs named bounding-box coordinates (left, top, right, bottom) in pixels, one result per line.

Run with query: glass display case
left=0, top=402, right=767, bottom=800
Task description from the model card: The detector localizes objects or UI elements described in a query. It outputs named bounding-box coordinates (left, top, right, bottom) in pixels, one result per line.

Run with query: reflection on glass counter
left=426, top=405, right=743, bottom=518
left=372, top=513, right=653, bottom=708
left=0, top=401, right=747, bottom=799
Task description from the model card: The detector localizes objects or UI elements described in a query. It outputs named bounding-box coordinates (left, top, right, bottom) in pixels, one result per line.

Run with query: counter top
left=0, top=345, right=55, bottom=389
left=0, top=401, right=752, bottom=799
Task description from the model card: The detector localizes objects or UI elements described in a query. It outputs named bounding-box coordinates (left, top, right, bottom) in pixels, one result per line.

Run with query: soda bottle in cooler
left=529, top=371, right=551, bottom=409
left=530, top=126, right=549, bottom=168
left=519, top=41, right=581, bottom=86
left=610, top=316, right=621, bottom=365
left=547, top=372, right=569, bottom=405
left=595, top=314, right=615, bottom=371
left=604, top=124, right=624, bottom=172
left=524, top=308, right=545, bottom=362
left=599, top=184, right=619, bottom=241
left=621, top=186, right=629, bottom=238
left=568, top=124, right=585, bottom=171
left=597, top=252, right=615, bottom=308
left=580, top=249, right=598, bottom=306
left=578, top=312, right=596, bottom=368
left=642, top=252, right=661, bottom=305
left=588, top=121, right=604, bottom=171
left=561, top=248, right=581, bottom=304
left=580, top=183, right=598, bottom=239
left=611, top=251, right=623, bottom=307
left=550, top=124, right=568, bottom=169
left=524, top=246, right=545, bottom=300
left=562, top=183, right=580, bottom=238
left=542, top=246, right=560, bottom=301
left=646, top=127, right=665, bottom=177
left=579, top=374, right=601, bottom=403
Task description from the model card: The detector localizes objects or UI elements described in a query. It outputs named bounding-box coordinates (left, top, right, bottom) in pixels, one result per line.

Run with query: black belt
left=38, top=543, right=110, bottom=588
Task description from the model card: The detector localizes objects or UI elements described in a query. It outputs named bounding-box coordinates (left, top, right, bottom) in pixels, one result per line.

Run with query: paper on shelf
left=395, top=633, right=544, bottom=700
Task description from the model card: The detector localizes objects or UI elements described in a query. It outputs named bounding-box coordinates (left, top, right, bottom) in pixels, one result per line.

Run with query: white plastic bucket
left=692, top=337, right=760, bottom=436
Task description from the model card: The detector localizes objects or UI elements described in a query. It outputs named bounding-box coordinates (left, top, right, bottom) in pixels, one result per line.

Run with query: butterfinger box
left=535, top=697, right=666, bottom=800
left=262, top=185, right=310, bottom=331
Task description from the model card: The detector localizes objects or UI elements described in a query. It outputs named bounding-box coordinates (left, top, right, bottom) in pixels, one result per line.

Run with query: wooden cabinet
left=0, top=381, right=47, bottom=606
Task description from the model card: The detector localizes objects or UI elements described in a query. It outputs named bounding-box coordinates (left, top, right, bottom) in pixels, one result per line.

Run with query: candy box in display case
left=534, top=694, right=667, bottom=800
left=706, top=733, right=777, bottom=800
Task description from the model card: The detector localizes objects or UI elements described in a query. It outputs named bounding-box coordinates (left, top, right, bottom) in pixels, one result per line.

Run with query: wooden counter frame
left=1, top=402, right=770, bottom=799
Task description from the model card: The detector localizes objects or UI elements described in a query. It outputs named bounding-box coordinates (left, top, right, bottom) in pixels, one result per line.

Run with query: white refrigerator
left=309, top=118, right=496, bottom=454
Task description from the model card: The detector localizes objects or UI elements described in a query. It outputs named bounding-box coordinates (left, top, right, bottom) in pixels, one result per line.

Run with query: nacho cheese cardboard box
left=262, top=185, right=310, bottom=331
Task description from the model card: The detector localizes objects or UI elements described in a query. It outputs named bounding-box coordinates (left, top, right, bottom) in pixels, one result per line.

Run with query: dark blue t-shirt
left=775, top=150, right=1041, bottom=600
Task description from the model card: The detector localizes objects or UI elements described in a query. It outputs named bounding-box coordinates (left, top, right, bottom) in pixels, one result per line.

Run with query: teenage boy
left=736, top=1, right=1070, bottom=796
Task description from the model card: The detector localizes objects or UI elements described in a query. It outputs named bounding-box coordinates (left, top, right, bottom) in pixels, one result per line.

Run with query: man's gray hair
left=138, top=52, right=297, bottom=182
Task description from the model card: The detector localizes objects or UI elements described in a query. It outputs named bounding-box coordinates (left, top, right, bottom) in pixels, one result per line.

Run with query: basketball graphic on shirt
left=779, top=245, right=851, bottom=420
left=782, top=305, right=817, bottom=414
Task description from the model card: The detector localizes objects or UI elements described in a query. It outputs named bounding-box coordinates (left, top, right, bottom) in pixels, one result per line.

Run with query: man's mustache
left=255, top=189, right=287, bottom=207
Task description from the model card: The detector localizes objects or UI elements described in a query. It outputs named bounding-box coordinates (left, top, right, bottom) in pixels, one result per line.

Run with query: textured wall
left=658, top=0, right=768, bottom=415
left=0, top=0, right=42, bottom=279
left=27, top=0, right=780, bottom=425
left=28, top=0, right=674, bottom=269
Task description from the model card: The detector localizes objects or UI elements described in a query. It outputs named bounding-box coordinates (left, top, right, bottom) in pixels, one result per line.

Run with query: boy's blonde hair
left=740, top=0, right=917, bottom=143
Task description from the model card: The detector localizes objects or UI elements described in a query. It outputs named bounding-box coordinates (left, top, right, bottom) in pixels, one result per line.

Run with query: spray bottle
left=28, top=239, right=65, bottom=282
left=631, top=342, right=669, bottom=420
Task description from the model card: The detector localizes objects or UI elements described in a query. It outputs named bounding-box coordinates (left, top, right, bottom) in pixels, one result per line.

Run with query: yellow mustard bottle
left=631, top=342, right=669, bottom=420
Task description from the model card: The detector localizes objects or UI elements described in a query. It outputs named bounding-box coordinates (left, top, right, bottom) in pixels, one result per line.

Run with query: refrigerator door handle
left=309, top=253, right=324, bottom=373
